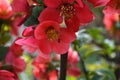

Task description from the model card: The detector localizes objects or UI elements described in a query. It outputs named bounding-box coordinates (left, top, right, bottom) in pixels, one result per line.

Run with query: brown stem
left=59, top=52, right=68, bottom=80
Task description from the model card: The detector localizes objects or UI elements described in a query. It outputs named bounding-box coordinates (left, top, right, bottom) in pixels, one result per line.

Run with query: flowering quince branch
left=1, top=0, right=120, bottom=80
left=59, top=52, right=68, bottom=80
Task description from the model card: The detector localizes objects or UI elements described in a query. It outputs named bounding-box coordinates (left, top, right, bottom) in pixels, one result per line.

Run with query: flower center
left=46, top=27, right=59, bottom=41
left=60, top=4, right=75, bottom=19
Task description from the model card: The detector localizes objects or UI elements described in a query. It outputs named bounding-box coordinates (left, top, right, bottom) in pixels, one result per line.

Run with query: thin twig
left=75, top=44, right=89, bottom=80
left=78, top=53, right=89, bottom=80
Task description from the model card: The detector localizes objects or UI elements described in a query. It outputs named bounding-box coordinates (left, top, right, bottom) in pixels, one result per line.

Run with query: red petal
left=75, top=4, right=94, bottom=24
left=60, top=28, right=76, bottom=43
left=39, top=8, right=62, bottom=23
left=65, top=15, right=80, bottom=32
left=48, top=70, right=58, bottom=80
left=52, top=41, right=70, bottom=54
left=12, top=0, right=30, bottom=12
left=62, top=0, right=74, bottom=3
left=22, top=26, right=34, bottom=37
left=38, top=39, right=52, bottom=55
left=75, top=0, right=84, bottom=7
left=44, top=0, right=62, bottom=8
left=0, top=70, right=14, bottom=77
left=15, top=38, right=38, bottom=53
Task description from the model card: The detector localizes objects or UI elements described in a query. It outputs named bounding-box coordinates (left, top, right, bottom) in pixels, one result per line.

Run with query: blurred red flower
left=103, top=0, right=120, bottom=14
left=104, top=13, right=120, bottom=37
left=0, top=0, right=13, bottom=19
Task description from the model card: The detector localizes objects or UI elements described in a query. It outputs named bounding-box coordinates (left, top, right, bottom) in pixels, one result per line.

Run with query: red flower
left=39, top=0, right=94, bottom=32
left=0, top=70, right=15, bottom=80
left=87, top=0, right=110, bottom=7
left=0, top=0, right=13, bottom=19
left=34, top=21, right=76, bottom=54
left=103, top=0, right=120, bottom=14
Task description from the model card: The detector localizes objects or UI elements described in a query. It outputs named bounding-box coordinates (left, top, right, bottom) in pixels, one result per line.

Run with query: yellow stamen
left=60, top=4, right=75, bottom=19
left=46, top=27, right=59, bottom=41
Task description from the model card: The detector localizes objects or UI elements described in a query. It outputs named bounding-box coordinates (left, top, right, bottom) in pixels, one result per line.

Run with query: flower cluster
left=14, top=0, right=110, bottom=79
left=0, top=39, right=26, bottom=80
left=16, top=0, right=95, bottom=55
left=0, top=0, right=119, bottom=80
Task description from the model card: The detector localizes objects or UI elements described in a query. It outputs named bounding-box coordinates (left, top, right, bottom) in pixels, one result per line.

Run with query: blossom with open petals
left=34, top=21, right=76, bottom=54
left=39, top=0, right=94, bottom=32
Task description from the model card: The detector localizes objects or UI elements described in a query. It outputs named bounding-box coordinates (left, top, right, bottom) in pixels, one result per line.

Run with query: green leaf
left=24, top=6, right=44, bottom=26
left=95, top=69, right=116, bottom=80
left=32, top=6, right=44, bottom=18
left=67, top=76, right=77, bottom=80
left=86, top=28, right=104, bottom=43
left=77, top=74, right=86, bottom=80
left=36, top=0, right=44, bottom=4
left=24, top=16, right=39, bottom=26
left=0, top=32, right=11, bottom=45
left=0, top=45, right=8, bottom=61
left=91, top=75, right=104, bottom=80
